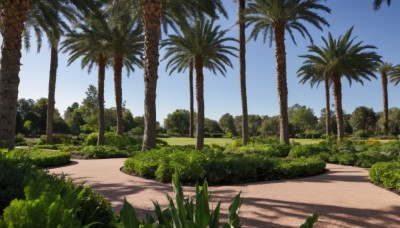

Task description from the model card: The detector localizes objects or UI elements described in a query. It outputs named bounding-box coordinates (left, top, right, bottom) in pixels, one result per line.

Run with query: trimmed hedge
left=1, top=149, right=71, bottom=168
left=369, top=161, right=400, bottom=191
left=72, top=146, right=133, bottom=159
left=124, top=146, right=326, bottom=184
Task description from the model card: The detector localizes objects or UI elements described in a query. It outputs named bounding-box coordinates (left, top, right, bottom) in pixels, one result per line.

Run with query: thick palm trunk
left=239, top=0, right=249, bottom=145
left=333, top=75, right=344, bottom=142
left=274, top=26, right=290, bottom=144
left=189, top=60, right=195, bottom=138
left=46, top=43, right=58, bottom=144
left=195, top=56, right=204, bottom=150
left=114, top=52, right=124, bottom=135
left=97, top=53, right=106, bottom=145
left=324, top=74, right=331, bottom=137
left=382, top=72, right=389, bottom=135
left=142, top=0, right=162, bottom=150
left=0, top=0, right=29, bottom=149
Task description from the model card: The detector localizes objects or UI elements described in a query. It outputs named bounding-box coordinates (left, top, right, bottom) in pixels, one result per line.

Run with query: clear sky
left=17, top=1, right=400, bottom=124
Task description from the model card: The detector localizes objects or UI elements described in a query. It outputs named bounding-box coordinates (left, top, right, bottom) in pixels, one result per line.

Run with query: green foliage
left=76, top=146, right=132, bottom=159
left=119, top=173, right=242, bottom=227
left=3, top=149, right=71, bottom=168
left=300, top=214, right=319, bottom=228
left=15, top=133, right=27, bottom=145
left=228, top=137, right=290, bottom=158
left=370, top=161, right=400, bottom=191
left=124, top=146, right=326, bottom=185
left=86, top=132, right=99, bottom=146
left=289, top=144, right=326, bottom=158
left=40, top=133, right=74, bottom=145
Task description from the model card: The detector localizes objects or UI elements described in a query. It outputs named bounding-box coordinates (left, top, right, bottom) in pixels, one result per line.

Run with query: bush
left=40, top=134, right=73, bottom=145
left=75, top=146, right=132, bottom=159
left=370, top=161, right=400, bottom=191
left=289, top=144, right=326, bottom=158
left=329, top=152, right=357, bottom=166
left=3, top=149, right=71, bottom=168
left=86, top=132, right=99, bottom=146
left=14, top=133, right=26, bottom=146
left=124, top=146, right=326, bottom=185
left=0, top=155, right=113, bottom=226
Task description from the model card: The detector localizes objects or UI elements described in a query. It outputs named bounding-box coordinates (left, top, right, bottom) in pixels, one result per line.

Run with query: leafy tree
left=163, top=17, right=237, bottom=149
left=204, top=118, right=223, bottom=135
left=246, top=0, right=330, bottom=144
left=219, top=113, right=237, bottom=136
left=349, top=106, right=377, bottom=136
left=234, top=115, right=243, bottom=137
left=289, top=104, right=318, bottom=134
left=259, top=116, right=280, bottom=137
left=377, top=63, right=400, bottom=135
left=248, top=115, right=262, bottom=137
left=164, top=109, right=190, bottom=136
left=318, top=108, right=337, bottom=136
left=299, top=27, right=381, bottom=142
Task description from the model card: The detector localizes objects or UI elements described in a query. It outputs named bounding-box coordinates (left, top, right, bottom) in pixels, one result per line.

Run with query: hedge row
left=369, top=161, right=400, bottom=191
left=1, top=149, right=71, bottom=168
left=124, top=146, right=326, bottom=184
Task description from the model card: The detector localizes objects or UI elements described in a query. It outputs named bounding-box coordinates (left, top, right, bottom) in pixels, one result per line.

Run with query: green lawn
left=161, top=137, right=234, bottom=147
left=290, top=138, right=323, bottom=144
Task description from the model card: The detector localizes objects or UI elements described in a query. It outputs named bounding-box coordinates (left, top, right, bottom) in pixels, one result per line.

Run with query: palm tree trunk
left=189, top=60, right=195, bottom=138
left=0, top=0, right=30, bottom=149
left=333, top=75, right=344, bottom=142
left=195, top=56, right=204, bottom=150
left=142, top=0, right=162, bottom=150
left=46, top=43, right=59, bottom=144
left=382, top=72, right=389, bottom=135
left=274, top=25, right=290, bottom=144
left=114, top=52, right=124, bottom=135
left=97, top=53, right=106, bottom=145
left=239, top=0, right=249, bottom=145
left=324, top=74, right=331, bottom=137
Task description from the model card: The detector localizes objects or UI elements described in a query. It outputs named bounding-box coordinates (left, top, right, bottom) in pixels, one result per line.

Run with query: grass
left=161, top=137, right=234, bottom=147
left=290, top=138, right=323, bottom=145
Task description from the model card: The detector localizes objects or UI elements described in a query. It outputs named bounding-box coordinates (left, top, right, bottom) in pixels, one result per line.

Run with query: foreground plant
left=119, top=173, right=319, bottom=227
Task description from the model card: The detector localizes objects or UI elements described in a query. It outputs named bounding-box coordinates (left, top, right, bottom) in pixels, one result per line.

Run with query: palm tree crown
left=299, top=27, right=382, bottom=141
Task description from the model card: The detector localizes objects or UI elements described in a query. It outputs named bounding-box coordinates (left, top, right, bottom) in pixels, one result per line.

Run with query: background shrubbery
left=1, top=149, right=71, bottom=168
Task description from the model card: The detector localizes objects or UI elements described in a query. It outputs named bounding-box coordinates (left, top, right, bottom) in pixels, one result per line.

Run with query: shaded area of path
left=49, top=159, right=400, bottom=227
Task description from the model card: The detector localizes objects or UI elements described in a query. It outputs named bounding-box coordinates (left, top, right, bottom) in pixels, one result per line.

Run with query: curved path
left=49, top=159, right=400, bottom=227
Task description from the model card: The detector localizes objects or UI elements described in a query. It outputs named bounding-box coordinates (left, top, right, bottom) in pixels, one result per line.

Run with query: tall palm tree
left=246, top=0, right=330, bottom=144
left=373, top=0, right=391, bottom=9
left=238, top=0, right=249, bottom=145
left=299, top=27, right=381, bottom=142
left=0, top=0, right=30, bottom=149
left=110, top=0, right=227, bottom=150
left=377, top=63, right=400, bottom=135
left=61, top=11, right=110, bottom=145
left=106, top=11, right=144, bottom=135
left=163, top=17, right=237, bottom=150
left=297, top=66, right=332, bottom=137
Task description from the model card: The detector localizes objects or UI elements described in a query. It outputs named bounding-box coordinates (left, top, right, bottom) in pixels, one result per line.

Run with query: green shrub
left=77, top=145, right=131, bottom=159
left=370, top=161, right=400, bottom=190
left=4, top=149, right=71, bottom=168
left=125, top=146, right=326, bottom=185
left=86, top=132, right=99, bottom=146
left=329, top=152, right=357, bottom=166
left=379, top=142, right=400, bottom=156
left=40, top=134, right=73, bottom=145
left=289, top=144, right=326, bottom=158
left=33, top=144, right=62, bottom=150
left=355, top=151, right=392, bottom=168
left=14, top=133, right=26, bottom=146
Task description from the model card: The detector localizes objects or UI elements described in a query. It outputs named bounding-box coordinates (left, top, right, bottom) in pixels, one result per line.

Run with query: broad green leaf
left=120, top=199, right=140, bottom=228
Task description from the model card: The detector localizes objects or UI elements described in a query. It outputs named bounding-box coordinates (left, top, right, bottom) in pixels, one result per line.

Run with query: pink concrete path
left=49, top=159, right=400, bottom=227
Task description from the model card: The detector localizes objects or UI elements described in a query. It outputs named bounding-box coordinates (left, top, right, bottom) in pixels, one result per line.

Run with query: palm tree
left=297, top=65, right=332, bottom=137
left=110, top=0, right=227, bottom=150
left=246, top=0, right=330, bottom=144
left=373, top=0, right=391, bottom=9
left=377, top=63, right=400, bottom=135
left=238, top=0, right=249, bottom=145
left=106, top=11, right=144, bottom=135
left=0, top=0, right=30, bottom=149
left=61, top=11, right=110, bottom=145
left=299, top=27, right=381, bottom=142
left=163, top=17, right=237, bottom=150
left=162, top=45, right=195, bottom=138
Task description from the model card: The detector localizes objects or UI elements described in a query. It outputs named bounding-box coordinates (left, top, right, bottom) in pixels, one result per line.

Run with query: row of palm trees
left=0, top=0, right=394, bottom=150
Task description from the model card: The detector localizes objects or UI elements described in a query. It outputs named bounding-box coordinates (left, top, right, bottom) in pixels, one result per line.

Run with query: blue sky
left=17, top=1, right=400, bottom=123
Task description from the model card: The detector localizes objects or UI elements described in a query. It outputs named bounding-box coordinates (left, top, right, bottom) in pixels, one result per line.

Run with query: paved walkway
left=49, top=159, right=400, bottom=227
